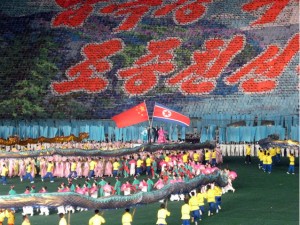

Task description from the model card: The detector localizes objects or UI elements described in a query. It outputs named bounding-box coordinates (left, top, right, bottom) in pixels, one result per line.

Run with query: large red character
left=99, top=0, right=162, bottom=32
left=52, top=39, right=124, bottom=94
left=153, top=0, right=212, bottom=25
left=242, top=0, right=295, bottom=26
left=118, top=38, right=181, bottom=95
left=52, top=0, right=107, bottom=27
left=167, top=35, right=245, bottom=95
left=225, top=33, right=299, bottom=93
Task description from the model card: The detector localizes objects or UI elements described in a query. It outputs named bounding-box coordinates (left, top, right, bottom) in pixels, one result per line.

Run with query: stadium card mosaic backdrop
left=0, top=0, right=299, bottom=120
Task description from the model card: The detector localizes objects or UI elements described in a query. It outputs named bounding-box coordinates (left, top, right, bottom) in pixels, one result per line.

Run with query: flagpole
left=150, top=102, right=155, bottom=128
left=132, top=208, right=136, bottom=219
left=144, top=100, right=151, bottom=127
left=150, top=116, right=153, bottom=128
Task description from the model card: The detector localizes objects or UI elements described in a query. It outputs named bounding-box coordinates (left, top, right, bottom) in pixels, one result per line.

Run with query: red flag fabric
left=112, top=102, right=149, bottom=128
left=153, top=103, right=190, bottom=126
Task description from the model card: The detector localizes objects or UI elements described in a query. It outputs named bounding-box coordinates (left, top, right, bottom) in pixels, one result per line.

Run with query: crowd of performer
left=256, top=146, right=296, bottom=175
left=0, top=147, right=232, bottom=193
left=0, top=136, right=297, bottom=225
left=0, top=142, right=297, bottom=187
left=0, top=147, right=224, bottom=183
left=0, top=146, right=239, bottom=224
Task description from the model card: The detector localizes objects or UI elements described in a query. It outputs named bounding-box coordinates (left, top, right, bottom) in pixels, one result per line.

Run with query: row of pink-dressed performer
left=0, top=148, right=223, bottom=181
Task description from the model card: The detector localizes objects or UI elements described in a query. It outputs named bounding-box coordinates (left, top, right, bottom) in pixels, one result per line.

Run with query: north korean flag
left=152, top=103, right=190, bottom=127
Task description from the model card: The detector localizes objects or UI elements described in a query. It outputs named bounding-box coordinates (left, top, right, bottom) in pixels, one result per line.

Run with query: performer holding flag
left=112, top=102, right=189, bottom=145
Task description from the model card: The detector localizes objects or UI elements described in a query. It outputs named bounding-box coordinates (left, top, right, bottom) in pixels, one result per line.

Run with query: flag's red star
left=162, top=109, right=172, bottom=118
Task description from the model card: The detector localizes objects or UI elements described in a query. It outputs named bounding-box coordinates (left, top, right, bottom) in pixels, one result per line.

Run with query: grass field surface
left=0, top=157, right=298, bottom=225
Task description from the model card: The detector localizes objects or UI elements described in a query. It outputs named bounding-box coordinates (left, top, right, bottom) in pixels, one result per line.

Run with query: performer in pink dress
left=95, top=159, right=104, bottom=178
left=154, top=177, right=165, bottom=190
left=103, top=182, right=113, bottom=196
left=157, top=127, right=167, bottom=143
left=64, top=159, right=71, bottom=178
left=129, top=157, right=136, bottom=176
left=89, top=182, right=98, bottom=198
left=30, top=159, right=36, bottom=178
left=39, top=158, right=47, bottom=178
left=82, top=183, right=90, bottom=196
left=58, top=160, right=65, bottom=178
left=104, top=159, right=113, bottom=177
left=8, top=159, right=14, bottom=178
left=139, top=179, right=148, bottom=192
left=82, top=160, right=90, bottom=178
left=53, top=159, right=59, bottom=177
left=18, top=159, right=25, bottom=178
left=13, top=159, right=19, bottom=177
left=76, top=159, right=83, bottom=178
left=121, top=181, right=133, bottom=196
left=75, top=184, right=85, bottom=195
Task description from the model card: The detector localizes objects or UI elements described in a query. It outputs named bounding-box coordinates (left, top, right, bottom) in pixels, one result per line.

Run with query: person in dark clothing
left=147, top=126, right=152, bottom=143
left=152, top=126, right=159, bottom=143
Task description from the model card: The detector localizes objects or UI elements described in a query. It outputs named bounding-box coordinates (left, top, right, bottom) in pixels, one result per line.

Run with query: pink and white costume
left=157, top=128, right=167, bottom=143
left=104, top=160, right=112, bottom=177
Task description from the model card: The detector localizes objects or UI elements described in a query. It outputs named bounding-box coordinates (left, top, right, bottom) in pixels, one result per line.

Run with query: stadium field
left=0, top=157, right=298, bottom=225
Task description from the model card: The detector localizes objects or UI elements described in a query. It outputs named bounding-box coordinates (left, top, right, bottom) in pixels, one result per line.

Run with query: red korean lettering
left=242, top=0, right=293, bottom=26
left=52, top=39, right=124, bottom=94
left=52, top=0, right=106, bottom=27
left=55, top=0, right=82, bottom=8
left=225, top=33, right=299, bottom=93
left=99, top=0, right=162, bottom=32
left=167, top=35, right=245, bottom=95
left=118, top=38, right=181, bottom=95
left=153, top=0, right=212, bottom=25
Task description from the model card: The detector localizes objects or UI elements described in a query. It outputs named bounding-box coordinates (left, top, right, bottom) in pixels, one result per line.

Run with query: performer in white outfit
left=220, top=143, right=226, bottom=156
left=57, top=206, right=66, bottom=215
left=238, top=143, right=244, bottom=156
left=254, top=142, right=260, bottom=156
left=226, top=144, right=231, bottom=156
left=250, top=144, right=255, bottom=157
left=230, top=143, right=235, bottom=156
left=39, top=206, right=49, bottom=216
left=294, top=148, right=299, bottom=158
